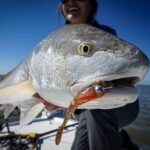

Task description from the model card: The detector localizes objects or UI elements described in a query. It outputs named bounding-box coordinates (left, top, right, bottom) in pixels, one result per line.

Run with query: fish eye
left=78, top=43, right=93, bottom=56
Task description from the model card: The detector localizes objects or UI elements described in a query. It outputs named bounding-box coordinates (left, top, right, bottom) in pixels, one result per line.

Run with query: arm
left=33, top=93, right=61, bottom=110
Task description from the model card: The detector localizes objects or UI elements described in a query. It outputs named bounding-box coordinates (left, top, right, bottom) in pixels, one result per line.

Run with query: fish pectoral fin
left=0, top=81, right=36, bottom=104
left=19, top=97, right=45, bottom=127
left=3, top=104, right=16, bottom=119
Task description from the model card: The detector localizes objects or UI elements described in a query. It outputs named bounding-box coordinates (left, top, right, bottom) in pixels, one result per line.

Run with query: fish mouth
left=109, top=77, right=139, bottom=87
left=38, top=75, right=139, bottom=109
left=70, top=74, right=140, bottom=97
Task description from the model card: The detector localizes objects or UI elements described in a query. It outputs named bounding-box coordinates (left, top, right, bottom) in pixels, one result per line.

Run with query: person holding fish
left=38, top=0, right=140, bottom=149
left=1, top=0, right=149, bottom=149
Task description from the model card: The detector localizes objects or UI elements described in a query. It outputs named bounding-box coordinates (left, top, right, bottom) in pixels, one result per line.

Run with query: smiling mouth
left=67, top=7, right=80, bottom=14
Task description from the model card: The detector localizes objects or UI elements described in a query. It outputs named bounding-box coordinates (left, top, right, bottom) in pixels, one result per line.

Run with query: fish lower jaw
left=70, top=74, right=140, bottom=97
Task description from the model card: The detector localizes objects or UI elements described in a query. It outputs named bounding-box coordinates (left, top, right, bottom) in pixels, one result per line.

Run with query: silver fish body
left=0, top=24, right=149, bottom=125
left=29, top=24, right=149, bottom=108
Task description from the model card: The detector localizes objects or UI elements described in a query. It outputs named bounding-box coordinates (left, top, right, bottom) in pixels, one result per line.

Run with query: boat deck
left=1, top=117, right=78, bottom=150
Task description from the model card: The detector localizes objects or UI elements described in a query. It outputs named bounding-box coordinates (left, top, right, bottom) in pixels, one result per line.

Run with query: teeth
left=68, top=7, right=78, bottom=12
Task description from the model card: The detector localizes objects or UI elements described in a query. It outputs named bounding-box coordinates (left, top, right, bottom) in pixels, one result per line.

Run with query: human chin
left=67, top=15, right=82, bottom=24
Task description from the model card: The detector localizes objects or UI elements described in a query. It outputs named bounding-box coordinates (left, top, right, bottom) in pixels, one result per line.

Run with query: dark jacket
left=92, top=20, right=117, bottom=36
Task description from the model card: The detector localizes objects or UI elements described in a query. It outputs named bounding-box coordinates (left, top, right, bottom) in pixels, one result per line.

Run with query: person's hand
left=33, top=93, right=61, bottom=110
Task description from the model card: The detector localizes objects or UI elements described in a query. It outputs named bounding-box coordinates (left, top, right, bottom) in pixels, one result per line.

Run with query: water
left=132, top=85, right=150, bottom=131
left=126, top=84, right=150, bottom=150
